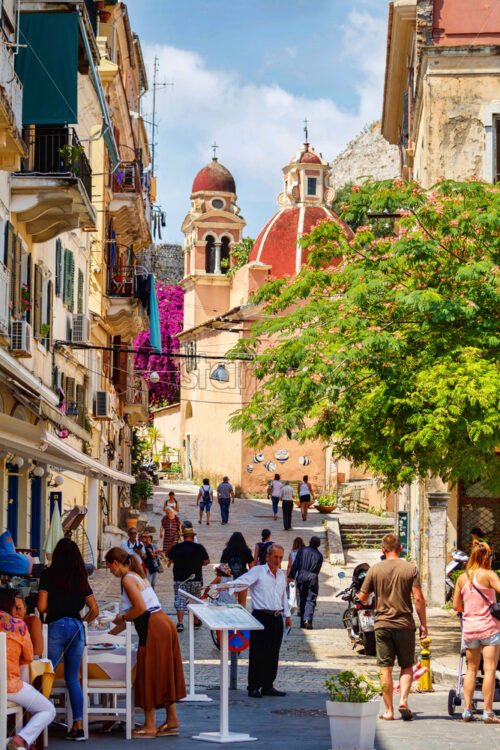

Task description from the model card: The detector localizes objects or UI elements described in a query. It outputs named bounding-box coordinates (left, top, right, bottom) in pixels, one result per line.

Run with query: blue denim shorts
left=200, top=499, right=212, bottom=511
left=463, top=631, right=500, bottom=649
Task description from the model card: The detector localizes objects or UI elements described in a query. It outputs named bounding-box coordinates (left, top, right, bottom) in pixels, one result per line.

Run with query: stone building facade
left=329, top=122, right=399, bottom=190
left=137, top=243, right=184, bottom=286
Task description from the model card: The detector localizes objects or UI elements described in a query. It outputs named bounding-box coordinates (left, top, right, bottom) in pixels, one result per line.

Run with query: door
left=30, top=475, right=42, bottom=555
left=7, top=464, right=19, bottom=544
left=185, top=434, right=192, bottom=479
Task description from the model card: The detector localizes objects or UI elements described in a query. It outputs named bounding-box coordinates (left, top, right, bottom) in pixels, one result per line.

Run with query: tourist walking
left=453, top=542, right=500, bottom=723
left=298, top=475, right=314, bottom=521
left=37, top=538, right=99, bottom=741
left=217, top=476, right=234, bottom=524
left=358, top=533, right=427, bottom=721
left=267, top=474, right=283, bottom=520
left=160, top=506, right=182, bottom=556
left=105, top=548, right=186, bottom=737
left=197, top=479, right=213, bottom=525
left=140, top=532, right=164, bottom=589
left=1, top=588, right=56, bottom=750
left=287, top=537, right=305, bottom=578
left=121, top=527, right=146, bottom=566
left=164, top=491, right=179, bottom=514
left=280, top=481, right=295, bottom=530
left=236, top=544, right=292, bottom=698
left=289, top=536, right=323, bottom=629
left=220, top=531, right=254, bottom=606
left=254, top=529, right=273, bottom=565
left=168, top=527, right=210, bottom=632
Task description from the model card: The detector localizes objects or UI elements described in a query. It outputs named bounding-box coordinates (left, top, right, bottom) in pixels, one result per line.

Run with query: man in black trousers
left=236, top=544, right=292, bottom=697
left=289, top=536, right=323, bottom=629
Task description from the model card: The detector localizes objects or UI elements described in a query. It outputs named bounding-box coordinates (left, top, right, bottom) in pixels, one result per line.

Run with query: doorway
left=7, top=464, right=19, bottom=544
left=30, top=476, right=42, bottom=555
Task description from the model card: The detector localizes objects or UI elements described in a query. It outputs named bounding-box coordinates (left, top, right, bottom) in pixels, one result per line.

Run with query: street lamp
left=149, top=371, right=160, bottom=384
left=210, top=364, right=229, bottom=383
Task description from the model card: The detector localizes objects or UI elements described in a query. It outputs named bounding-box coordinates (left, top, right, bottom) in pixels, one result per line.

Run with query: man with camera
left=120, top=527, right=146, bottom=565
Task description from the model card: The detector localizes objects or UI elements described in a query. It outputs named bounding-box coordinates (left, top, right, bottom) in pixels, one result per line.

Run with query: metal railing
left=125, top=376, right=148, bottom=409
left=106, top=263, right=148, bottom=299
left=112, top=160, right=142, bottom=194
left=20, top=126, right=92, bottom=201
left=0, top=34, right=23, bottom=131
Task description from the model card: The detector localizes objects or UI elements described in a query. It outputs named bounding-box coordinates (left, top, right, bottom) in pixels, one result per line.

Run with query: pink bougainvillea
left=135, top=284, right=184, bottom=407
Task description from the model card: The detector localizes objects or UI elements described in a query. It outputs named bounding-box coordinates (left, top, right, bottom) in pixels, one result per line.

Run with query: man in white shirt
left=236, top=543, right=292, bottom=698
left=280, top=481, right=295, bottom=531
left=120, top=528, right=146, bottom=565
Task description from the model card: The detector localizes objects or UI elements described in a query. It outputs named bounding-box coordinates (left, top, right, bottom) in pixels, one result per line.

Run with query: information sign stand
left=178, top=589, right=213, bottom=703
left=188, top=603, right=264, bottom=744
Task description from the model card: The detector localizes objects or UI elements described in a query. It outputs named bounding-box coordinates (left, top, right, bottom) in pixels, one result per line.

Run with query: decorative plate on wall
left=253, top=453, right=265, bottom=463
left=247, top=465, right=253, bottom=474
left=275, top=449, right=289, bottom=463
left=299, top=456, right=311, bottom=466
left=265, top=461, right=277, bottom=472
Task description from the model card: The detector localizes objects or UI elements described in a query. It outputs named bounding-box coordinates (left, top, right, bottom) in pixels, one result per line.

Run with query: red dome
left=300, top=150, right=321, bottom=164
left=192, top=159, right=236, bottom=194
left=249, top=205, right=347, bottom=278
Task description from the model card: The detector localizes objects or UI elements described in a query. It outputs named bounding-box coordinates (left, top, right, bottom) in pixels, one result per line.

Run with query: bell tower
left=181, top=155, right=245, bottom=330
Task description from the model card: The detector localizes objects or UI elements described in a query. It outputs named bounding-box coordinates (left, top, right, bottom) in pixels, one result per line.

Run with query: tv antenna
left=150, top=56, right=174, bottom=179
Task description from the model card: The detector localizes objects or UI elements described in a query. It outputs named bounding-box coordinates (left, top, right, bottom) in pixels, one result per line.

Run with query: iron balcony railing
left=125, top=376, right=148, bottom=409
left=106, top=263, right=148, bottom=299
left=20, top=126, right=92, bottom=201
left=112, top=160, right=142, bottom=194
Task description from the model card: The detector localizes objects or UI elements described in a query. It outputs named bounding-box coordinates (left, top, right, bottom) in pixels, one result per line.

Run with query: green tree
left=229, top=179, right=500, bottom=492
left=222, top=237, right=254, bottom=278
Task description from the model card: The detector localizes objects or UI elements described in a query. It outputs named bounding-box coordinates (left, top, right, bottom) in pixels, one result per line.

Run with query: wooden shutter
left=13, top=236, right=22, bottom=319
left=55, top=239, right=62, bottom=297
left=69, top=253, right=75, bottom=312
left=65, top=376, right=76, bottom=408
left=77, top=268, right=84, bottom=314
left=26, top=252, right=32, bottom=325
left=52, top=365, right=59, bottom=393
left=45, top=279, right=53, bottom=346
left=76, top=382, right=85, bottom=428
left=33, top=264, right=42, bottom=337
left=63, top=248, right=75, bottom=309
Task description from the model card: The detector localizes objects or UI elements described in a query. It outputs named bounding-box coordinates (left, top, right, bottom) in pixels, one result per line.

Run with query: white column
left=214, top=242, right=221, bottom=274
left=87, top=478, right=99, bottom=563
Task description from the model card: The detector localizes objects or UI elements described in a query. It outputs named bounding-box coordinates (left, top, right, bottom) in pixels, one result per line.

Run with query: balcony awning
left=0, top=412, right=134, bottom=486
left=78, top=15, right=121, bottom=171
left=149, top=275, right=162, bottom=354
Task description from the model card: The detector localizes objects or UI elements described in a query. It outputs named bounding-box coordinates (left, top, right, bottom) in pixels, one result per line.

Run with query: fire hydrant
left=417, top=636, right=434, bottom=692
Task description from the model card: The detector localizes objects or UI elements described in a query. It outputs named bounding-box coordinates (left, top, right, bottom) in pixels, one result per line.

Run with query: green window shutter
left=63, top=249, right=69, bottom=306
left=26, top=252, right=32, bottom=326
left=55, top=239, right=62, bottom=296
left=45, top=279, right=52, bottom=346
left=33, top=264, right=43, bottom=337
left=14, top=236, right=22, bottom=318
left=69, top=253, right=75, bottom=313
left=77, top=268, right=84, bottom=314
left=66, top=376, right=75, bottom=412
left=76, top=382, right=85, bottom=427
left=9, top=228, right=16, bottom=314
left=3, top=221, right=10, bottom=267
left=52, top=365, right=58, bottom=393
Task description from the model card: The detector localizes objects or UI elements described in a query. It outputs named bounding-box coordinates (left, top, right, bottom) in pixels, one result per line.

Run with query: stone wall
left=329, top=122, right=400, bottom=190
left=137, top=243, right=184, bottom=286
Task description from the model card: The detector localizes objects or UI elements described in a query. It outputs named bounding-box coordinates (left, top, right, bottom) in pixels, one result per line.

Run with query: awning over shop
left=0, top=413, right=134, bottom=486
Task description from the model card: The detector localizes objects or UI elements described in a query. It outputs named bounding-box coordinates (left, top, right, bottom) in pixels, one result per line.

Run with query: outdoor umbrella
left=43, top=502, right=64, bottom=555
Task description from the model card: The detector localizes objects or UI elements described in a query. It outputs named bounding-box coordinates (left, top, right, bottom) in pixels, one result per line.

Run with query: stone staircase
left=339, top=520, right=395, bottom=550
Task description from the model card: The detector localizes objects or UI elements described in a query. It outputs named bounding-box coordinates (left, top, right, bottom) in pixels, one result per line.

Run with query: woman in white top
left=163, top=491, right=179, bottom=514
left=197, top=478, right=213, bottom=525
left=298, top=475, right=314, bottom=521
left=267, top=474, right=283, bottom=520
left=105, top=547, right=186, bottom=738
left=287, top=536, right=305, bottom=578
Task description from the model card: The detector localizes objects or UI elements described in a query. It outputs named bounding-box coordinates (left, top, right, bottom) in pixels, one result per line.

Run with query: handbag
left=288, top=581, right=298, bottom=615
left=467, top=572, right=500, bottom=620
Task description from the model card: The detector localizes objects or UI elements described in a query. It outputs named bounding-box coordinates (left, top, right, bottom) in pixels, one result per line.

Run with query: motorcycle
left=445, top=549, right=469, bottom=601
left=336, top=563, right=376, bottom=656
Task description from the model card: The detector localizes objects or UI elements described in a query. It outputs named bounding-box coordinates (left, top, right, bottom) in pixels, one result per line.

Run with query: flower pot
left=125, top=511, right=140, bottom=528
left=316, top=505, right=337, bottom=514
left=326, top=698, right=380, bottom=750
left=99, top=10, right=111, bottom=21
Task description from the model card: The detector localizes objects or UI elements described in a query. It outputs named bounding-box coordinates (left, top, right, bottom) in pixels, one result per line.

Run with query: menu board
left=188, top=604, right=264, bottom=631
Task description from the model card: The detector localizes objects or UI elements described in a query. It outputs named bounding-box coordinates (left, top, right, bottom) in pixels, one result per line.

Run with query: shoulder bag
left=467, top=572, right=500, bottom=620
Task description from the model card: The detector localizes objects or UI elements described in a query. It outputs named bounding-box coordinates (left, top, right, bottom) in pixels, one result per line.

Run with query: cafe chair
left=82, top=622, right=134, bottom=740
left=0, top=632, right=24, bottom=747
left=42, top=623, right=73, bottom=727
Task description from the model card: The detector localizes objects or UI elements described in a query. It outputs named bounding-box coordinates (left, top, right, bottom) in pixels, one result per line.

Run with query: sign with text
left=188, top=604, right=264, bottom=632
left=398, top=511, right=408, bottom=555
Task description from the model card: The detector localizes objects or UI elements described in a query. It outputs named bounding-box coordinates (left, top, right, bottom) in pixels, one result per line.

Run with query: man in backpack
left=217, top=476, right=235, bottom=525
left=197, top=478, right=213, bottom=525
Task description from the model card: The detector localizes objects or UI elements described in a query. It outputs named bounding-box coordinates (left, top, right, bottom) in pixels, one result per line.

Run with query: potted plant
left=325, top=671, right=380, bottom=750
left=129, top=477, right=153, bottom=515
left=315, top=494, right=338, bottom=514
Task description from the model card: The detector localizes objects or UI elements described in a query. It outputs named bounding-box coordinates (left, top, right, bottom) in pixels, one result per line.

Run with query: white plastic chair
left=82, top=622, right=134, bottom=739
left=0, top=632, right=24, bottom=747
left=42, top=623, right=73, bottom=727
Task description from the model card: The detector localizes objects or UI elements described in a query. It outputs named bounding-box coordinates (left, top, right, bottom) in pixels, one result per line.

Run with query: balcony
left=10, top=126, right=97, bottom=243
left=104, top=264, right=150, bottom=339
left=123, top=376, right=149, bottom=425
left=109, top=161, right=151, bottom=248
left=0, top=34, right=28, bottom=169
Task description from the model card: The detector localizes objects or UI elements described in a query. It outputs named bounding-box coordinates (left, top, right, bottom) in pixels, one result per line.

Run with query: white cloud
left=145, top=6, right=388, bottom=242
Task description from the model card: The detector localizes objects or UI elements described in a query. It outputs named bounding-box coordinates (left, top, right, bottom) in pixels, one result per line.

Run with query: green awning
left=16, top=13, right=79, bottom=125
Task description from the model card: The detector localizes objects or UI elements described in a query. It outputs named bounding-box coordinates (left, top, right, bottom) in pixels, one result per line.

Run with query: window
left=205, top=235, right=215, bottom=273
left=55, top=239, right=63, bottom=296
left=63, top=249, right=74, bottom=311
left=220, top=237, right=230, bottom=274
left=77, top=269, right=84, bottom=314
left=184, top=343, right=191, bottom=373
left=307, top=177, right=317, bottom=196
left=190, top=341, right=197, bottom=370
left=211, top=198, right=224, bottom=209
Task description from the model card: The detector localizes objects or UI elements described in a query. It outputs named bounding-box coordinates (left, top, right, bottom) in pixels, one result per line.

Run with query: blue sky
left=125, top=0, right=390, bottom=243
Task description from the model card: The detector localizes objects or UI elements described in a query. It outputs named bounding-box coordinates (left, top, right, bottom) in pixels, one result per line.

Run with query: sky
left=125, top=0, right=391, bottom=243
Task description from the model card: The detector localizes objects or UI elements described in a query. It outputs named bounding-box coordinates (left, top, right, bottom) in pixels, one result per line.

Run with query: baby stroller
left=448, top=628, right=500, bottom=716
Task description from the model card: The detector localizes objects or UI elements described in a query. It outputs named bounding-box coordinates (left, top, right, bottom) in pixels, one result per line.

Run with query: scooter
left=445, top=549, right=469, bottom=601
left=337, top=563, right=376, bottom=656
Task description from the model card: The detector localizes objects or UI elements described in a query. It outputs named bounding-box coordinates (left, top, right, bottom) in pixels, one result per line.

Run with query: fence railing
left=112, top=160, right=142, bottom=194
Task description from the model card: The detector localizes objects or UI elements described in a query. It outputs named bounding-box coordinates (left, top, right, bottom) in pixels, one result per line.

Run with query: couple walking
left=268, top=474, right=314, bottom=529
left=197, top=477, right=234, bottom=525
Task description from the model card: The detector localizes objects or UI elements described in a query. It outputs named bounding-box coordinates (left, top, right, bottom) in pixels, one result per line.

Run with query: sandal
left=462, top=708, right=476, bottom=722
left=131, top=728, right=157, bottom=738
left=157, top=724, right=180, bottom=736
left=483, top=711, right=500, bottom=723
left=398, top=706, right=413, bottom=721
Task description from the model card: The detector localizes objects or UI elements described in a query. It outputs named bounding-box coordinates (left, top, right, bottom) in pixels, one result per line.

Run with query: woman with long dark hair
left=220, top=532, right=254, bottom=606
left=105, top=547, right=185, bottom=738
left=453, top=542, right=500, bottom=723
left=37, top=538, right=98, bottom=741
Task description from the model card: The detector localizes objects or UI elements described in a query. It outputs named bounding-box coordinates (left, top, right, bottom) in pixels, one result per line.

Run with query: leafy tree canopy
left=229, top=179, right=500, bottom=492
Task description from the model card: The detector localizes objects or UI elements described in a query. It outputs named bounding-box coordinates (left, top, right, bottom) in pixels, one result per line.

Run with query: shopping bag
left=288, top=581, right=298, bottom=614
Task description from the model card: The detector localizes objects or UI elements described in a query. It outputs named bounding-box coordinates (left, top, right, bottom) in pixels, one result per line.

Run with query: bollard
left=229, top=650, right=238, bottom=690
left=417, top=636, right=434, bottom=692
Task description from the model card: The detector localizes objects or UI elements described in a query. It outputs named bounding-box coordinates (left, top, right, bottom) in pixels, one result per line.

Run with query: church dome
left=192, top=158, right=236, bottom=194
left=299, top=149, right=322, bottom=164
left=249, top=205, right=341, bottom=277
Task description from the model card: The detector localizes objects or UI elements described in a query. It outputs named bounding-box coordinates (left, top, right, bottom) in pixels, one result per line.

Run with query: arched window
left=205, top=235, right=215, bottom=273
left=221, top=237, right=230, bottom=274
left=185, top=401, right=193, bottom=420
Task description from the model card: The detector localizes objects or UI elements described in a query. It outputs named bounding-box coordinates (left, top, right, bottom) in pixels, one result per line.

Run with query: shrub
left=325, top=671, right=379, bottom=703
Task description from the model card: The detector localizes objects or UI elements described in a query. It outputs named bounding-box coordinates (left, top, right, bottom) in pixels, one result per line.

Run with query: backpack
left=258, top=541, right=272, bottom=565
left=201, top=486, right=211, bottom=502
left=229, top=554, right=244, bottom=578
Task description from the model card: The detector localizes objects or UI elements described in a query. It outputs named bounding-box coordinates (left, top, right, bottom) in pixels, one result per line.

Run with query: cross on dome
left=211, top=141, right=219, bottom=160
left=303, top=118, right=309, bottom=142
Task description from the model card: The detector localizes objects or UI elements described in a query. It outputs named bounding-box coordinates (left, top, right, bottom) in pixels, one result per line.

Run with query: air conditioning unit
left=0, top=263, right=9, bottom=335
left=10, top=320, right=32, bottom=357
left=94, top=390, right=111, bottom=419
left=72, top=314, right=89, bottom=343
